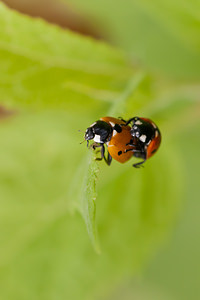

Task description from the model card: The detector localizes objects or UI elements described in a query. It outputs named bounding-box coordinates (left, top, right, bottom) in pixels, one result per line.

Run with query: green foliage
left=70, top=0, right=200, bottom=79
left=74, top=153, right=100, bottom=253
left=0, top=2, right=199, bottom=300
left=0, top=2, right=133, bottom=110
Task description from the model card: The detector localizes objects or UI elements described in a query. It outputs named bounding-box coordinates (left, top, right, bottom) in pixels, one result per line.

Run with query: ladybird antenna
left=80, top=140, right=86, bottom=144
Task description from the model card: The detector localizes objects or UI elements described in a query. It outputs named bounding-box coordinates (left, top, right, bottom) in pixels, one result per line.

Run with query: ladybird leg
left=101, top=144, right=105, bottom=160
left=95, top=144, right=105, bottom=161
left=101, top=145, right=112, bottom=166
left=95, top=145, right=112, bottom=166
left=126, top=138, right=144, bottom=151
left=125, top=117, right=139, bottom=126
left=125, top=117, right=135, bottom=126
left=126, top=137, right=138, bottom=147
left=118, top=117, right=127, bottom=123
left=104, top=152, right=112, bottom=166
left=90, top=142, right=96, bottom=150
left=90, top=142, right=101, bottom=150
left=91, top=143, right=105, bottom=161
left=123, top=148, right=146, bottom=167
left=132, top=159, right=146, bottom=168
left=124, top=149, right=141, bottom=153
left=126, top=142, right=137, bottom=147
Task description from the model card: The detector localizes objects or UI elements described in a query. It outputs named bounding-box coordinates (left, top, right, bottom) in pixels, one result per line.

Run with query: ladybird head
left=84, top=120, right=113, bottom=145
left=84, top=127, right=95, bottom=141
left=130, top=117, right=156, bottom=144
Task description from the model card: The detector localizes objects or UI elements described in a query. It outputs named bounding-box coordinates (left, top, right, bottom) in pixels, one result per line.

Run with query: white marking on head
left=90, top=122, right=97, bottom=127
left=94, top=134, right=102, bottom=143
left=135, top=132, right=140, bottom=138
left=109, top=121, right=115, bottom=127
left=135, top=120, right=142, bottom=125
left=112, top=130, right=117, bottom=137
left=152, top=122, right=157, bottom=129
left=139, top=134, right=147, bottom=143
left=155, top=130, right=159, bottom=137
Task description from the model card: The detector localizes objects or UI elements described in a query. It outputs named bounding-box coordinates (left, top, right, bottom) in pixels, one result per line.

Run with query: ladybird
left=125, top=117, right=161, bottom=168
left=84, top=117, right=137, bottom=165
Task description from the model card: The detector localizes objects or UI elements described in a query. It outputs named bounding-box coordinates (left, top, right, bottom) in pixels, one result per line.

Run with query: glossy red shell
left=140, top=118, right=161, bottom=159
left=100, top=117, right=136, bottom=163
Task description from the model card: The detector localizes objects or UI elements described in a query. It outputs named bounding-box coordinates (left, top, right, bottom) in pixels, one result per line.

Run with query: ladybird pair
left=84, top=116, right=161, bottom=168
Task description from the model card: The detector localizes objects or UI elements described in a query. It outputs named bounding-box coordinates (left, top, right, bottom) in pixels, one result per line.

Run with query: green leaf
left=0, top=111, right=83, bottom=265
left=0, top=2, right=133, bottom=110
left=69, top=0, right=200, bottom=79
left=68, top=150, right=100, bottom=253
left=0, top=109, right=185, bottom=300
left=0, top=3, right=199, bottom=300
left=135, top=0, right=200, bottom=53
left=80, top=153, right=100, bottom=253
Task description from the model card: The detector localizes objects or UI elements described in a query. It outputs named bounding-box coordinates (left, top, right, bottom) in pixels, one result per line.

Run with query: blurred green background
left=0, top=1, right=199, bottom=300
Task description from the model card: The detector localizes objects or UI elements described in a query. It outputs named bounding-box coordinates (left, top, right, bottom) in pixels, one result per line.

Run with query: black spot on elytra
left=151, top=149, right=157, bottom=154
left=118, top=151, right=122, bottom=156
left=114, top=124, right=122, bottom=133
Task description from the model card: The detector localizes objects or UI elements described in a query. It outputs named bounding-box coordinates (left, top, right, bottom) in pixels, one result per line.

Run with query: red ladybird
left=84, top=116, right=136, bottom=165
left=125, top=117, right=161, bottom=168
